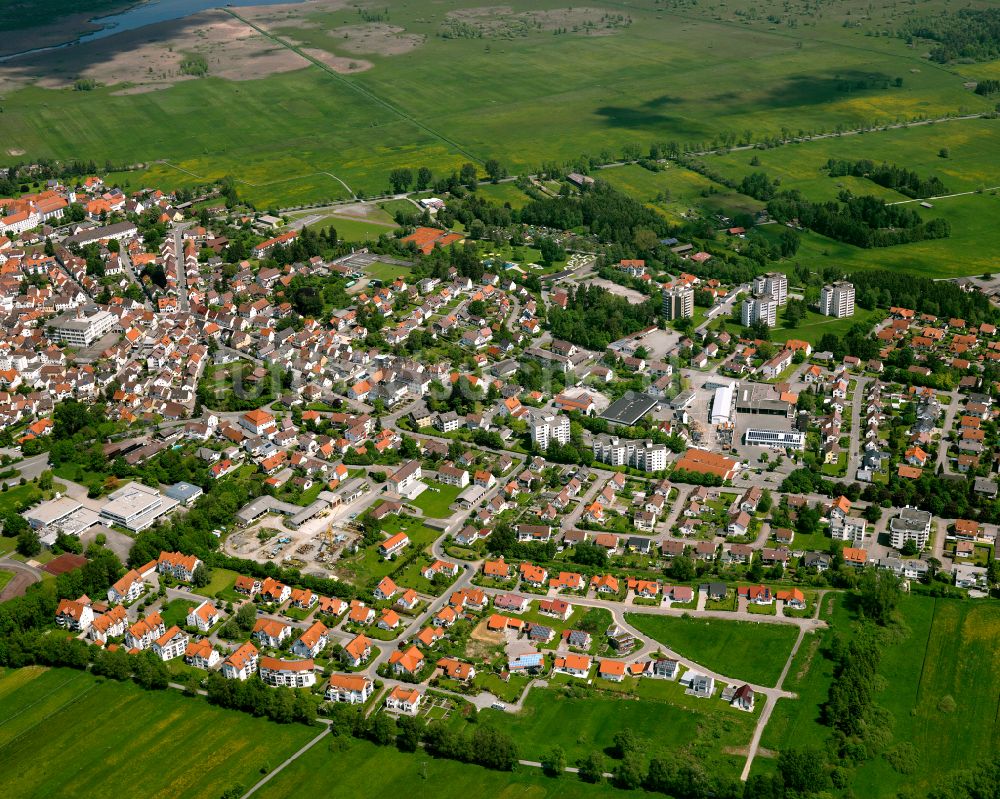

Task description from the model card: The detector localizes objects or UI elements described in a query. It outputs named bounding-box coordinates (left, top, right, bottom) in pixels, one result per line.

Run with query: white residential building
left=820, top=281, right=855, bottom=318
left=741, top=295, right=778, bottom=327
left=530, top=412, right=570, bottom=450
left=662, top=284, right=694, bottom=320
left=259, top=657, right=317, bottom=688
left=889, top=507, right=932, bottom=550
left=752, top=272, right=788, bottom=305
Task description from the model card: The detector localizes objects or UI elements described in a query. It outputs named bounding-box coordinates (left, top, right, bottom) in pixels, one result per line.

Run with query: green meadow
left=0, top=666, right=316, bottom=799
left=753, top=594, right=1000, bottom=798
left=1, top=0, right=991, bottom=208
left=254, top=735, right=647, bottom=799
left=625, top=613, right=800, bottom=687
left=478, top=681, right=754, bottom=779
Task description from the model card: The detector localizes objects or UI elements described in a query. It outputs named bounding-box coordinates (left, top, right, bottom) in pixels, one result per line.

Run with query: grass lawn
left=0, top=666, right=316, bottom=799
left=408, top=481, right=462, bottom=519
left=479, top=683, right=753, bottom=780
left=769, top=306, right=881, bottom=346
left=472, top=671, right=531, bottom=704
left=625, top=613, right=799, bottom=686
left=0, top=569, right=13, bottom=592
left=192, top=567, right=241, bottom=601
left=0, top=482, right=44, bottom=515
left=0, top=536, right=16, bottom=556
left=365, top=261, right=412, bottom=283
left=473, top=181, right=532, bottom=209
left=377, top=198, right=419, bottom=217
left=253, top=736, right=644, bottom=799
left=296, top=214, right=398, bottom=242
left=338, top=516, right=441, bottom=588
left=159, top=597, right=197, bottom=629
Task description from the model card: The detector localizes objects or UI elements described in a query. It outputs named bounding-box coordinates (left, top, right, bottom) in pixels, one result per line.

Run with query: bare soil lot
left=0, top=10, right=309, bottom=93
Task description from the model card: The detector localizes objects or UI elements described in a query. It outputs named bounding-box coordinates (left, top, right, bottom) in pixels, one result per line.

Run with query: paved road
left=1, top=453, right=49, bottom=487
left=845, top=376, right=871, bottom=481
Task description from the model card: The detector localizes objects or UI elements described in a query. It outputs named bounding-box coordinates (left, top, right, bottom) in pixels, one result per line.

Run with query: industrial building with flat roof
left=100, top=482, right=178, bottom=532
left=600, top=391, right=659, bottom=427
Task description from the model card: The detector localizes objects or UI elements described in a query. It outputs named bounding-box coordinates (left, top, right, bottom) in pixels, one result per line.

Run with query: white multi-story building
left=662, top=285, right=694, bottom=320
left=592, top=435, right=668, bottom=472
left=530, top=412, right=571, bottom=450
left=820, top=281, right=855, bottom=318
left=741, top=295, right=778, bottom=328
left=50, top=307, right=120, bottom=347
left=889, top=507, right=932, bottom=550
left=752, top=272, right=788, bottom=306
left=743, top=428, right=806, bottom=450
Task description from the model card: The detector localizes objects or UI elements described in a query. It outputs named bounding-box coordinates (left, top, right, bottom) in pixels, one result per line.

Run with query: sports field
left=625, top=613, right=800, bottom=686
left=0, top=666, right=317, bottom=799
left=0, top=0, right=990, bottom=208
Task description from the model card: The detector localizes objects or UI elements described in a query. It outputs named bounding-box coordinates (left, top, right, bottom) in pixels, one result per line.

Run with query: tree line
left=900, top=8, right=1000, bottom=63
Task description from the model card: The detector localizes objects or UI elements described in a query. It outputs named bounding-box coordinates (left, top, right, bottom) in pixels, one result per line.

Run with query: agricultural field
left=625, top=612, right=800, bottom=686
left=0, top=0, right=992, bottom=208
left=700, top=118, right=1000, bottom=201
left=757, top=189, right=1000, bottom=278
left=0, top=666, right=317, bottom=799
left=479, top=681, right=753, bottom=780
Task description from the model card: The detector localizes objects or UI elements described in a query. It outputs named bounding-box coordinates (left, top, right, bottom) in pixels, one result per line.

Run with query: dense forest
left=824, top=159, right=948, bottom=199
left=548, top=283, right=658, bottom=349
left=519, top=181, right=669, bottom=244
left=900, top=7, right=1000, bottom=63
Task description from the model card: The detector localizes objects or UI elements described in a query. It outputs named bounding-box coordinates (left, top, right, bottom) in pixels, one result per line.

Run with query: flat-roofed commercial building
left=743, top=428, right=806, bottom=450
left=100, top=482, right=177, bottom=532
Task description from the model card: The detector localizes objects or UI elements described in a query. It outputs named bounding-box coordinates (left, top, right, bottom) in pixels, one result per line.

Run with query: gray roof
left=600, top=391, right=659, bottom=426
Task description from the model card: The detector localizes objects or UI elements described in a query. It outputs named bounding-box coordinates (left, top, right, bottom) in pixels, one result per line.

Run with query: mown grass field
left=408, top=481, right=462, bottom=519
left=0, top=0, right=989, bottom=208
left=254, top=735, right=645, bottom=799
left=625, top=613, right=800, bottom=686
left=473, top=181, right=533, bottom=210
left=0, top=666, right=316, bottom=799
left=478, top=682, right=754, bottom=780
